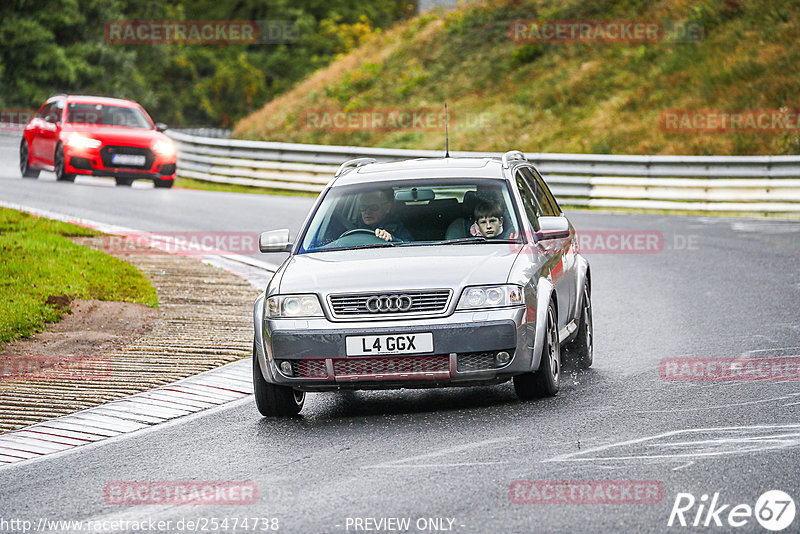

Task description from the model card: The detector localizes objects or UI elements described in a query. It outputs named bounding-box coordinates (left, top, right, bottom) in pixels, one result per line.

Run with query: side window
left=36, top=102, right=54, bottom=120
left=515, top=171, right=541, bottom=227
left=53, top=99, right=65, bottom=122
left=522, top=168, right=557, bottom=216
left=531, top=167, right=561, bottom=214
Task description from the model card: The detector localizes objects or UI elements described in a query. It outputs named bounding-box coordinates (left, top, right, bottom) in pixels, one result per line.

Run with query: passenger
left=355, top=189, right=413, bottom=242
left=470, top=200, right=506, bottom=238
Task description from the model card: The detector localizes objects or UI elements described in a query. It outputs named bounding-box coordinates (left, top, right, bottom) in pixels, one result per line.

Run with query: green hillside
left=234, top=0, right=800, bottom=155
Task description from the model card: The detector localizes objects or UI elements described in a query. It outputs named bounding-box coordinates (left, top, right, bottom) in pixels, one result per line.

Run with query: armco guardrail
left=167, top=131, right=800, bottom=213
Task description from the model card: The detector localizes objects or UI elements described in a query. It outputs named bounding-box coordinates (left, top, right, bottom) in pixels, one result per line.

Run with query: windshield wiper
left=315, top=241, right=396, bottom=252
left=446, top=237, right=488, bottom=244
left=437, top=237, right=521, bottom=245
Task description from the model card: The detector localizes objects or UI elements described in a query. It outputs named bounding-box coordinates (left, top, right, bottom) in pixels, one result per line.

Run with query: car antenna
left=444, top=102, right=450, bottom=158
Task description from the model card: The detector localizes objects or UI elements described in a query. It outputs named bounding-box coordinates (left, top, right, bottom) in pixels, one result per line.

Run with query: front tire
left=253, top=341, right=304, bottom=416
left=514, top=300, right=560, bottom=400
left=54, top=144, right=75, bottom=182
left=20, top=140, right=40, bottom=178
left=565, top=283, right=593, bottom=369
left=153, top=178, right=174, bottom=188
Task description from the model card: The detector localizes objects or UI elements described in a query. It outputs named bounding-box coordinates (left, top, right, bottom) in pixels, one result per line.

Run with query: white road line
left=363, top=462, right=509, bottom=469
left=634, top=392, right=800, bottom=413
left=544, top=424, right=800, bottom=463
left=363, top=437, right=518, bottom=469
left=671, top=461, right=694, bottom=471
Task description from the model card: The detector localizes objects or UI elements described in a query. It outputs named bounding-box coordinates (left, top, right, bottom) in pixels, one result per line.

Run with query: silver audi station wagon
left=253, top=151, right=592, bottom=416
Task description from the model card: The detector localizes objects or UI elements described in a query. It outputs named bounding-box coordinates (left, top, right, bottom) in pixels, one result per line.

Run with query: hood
left=277, top=244, right=520, bottom=295
left=62, top=124, right=166, bottom=147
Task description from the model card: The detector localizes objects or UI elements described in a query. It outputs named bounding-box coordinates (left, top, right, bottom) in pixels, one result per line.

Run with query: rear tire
left=514, top=301, right=560, bottom=400
left=20, top=140, right=40, bottom=178
left=253, top=341, right=304, bottom=416
left=153, top=178, right=174, bottom=188
left=54, top=144, right=75, bottom=182
left=565, top=283, right=593, bottom=369
left=115, top=177, right=134, bottom=186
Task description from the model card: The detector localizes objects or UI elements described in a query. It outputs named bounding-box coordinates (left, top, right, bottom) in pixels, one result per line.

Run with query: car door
left=527, top=166, right=578, bottom=324
left=514, top=169, right=569, bottom=332
left=29, top=102, right=54, bottom=162
left=519, top=168, right=572, bottom=331
left=39, top=99, right=64, bottom=164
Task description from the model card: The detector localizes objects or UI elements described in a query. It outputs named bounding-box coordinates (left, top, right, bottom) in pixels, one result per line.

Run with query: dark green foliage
left=0, top=0, right=414, bottom=126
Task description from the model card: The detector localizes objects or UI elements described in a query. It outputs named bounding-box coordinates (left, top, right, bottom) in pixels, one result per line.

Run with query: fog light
left=496, top=351, right=511, bottom=365
left=279, top=361, right=293, bottom=376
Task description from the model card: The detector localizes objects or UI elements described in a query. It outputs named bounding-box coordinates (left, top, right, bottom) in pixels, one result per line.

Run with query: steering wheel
left=340, top=228, right=377, bottom=238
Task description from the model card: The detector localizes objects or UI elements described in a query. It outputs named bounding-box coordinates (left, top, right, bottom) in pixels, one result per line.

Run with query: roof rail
left=335, top=157, right=377, bottom=177
left=501, top=150, right=527, bottom=168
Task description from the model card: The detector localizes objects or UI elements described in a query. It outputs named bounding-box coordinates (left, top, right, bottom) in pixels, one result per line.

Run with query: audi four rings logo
left=366, top=294, right=413, bottom=313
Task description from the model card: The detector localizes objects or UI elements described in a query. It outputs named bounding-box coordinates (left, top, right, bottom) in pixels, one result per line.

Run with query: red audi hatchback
left=20, top=95, right=177, bottom=188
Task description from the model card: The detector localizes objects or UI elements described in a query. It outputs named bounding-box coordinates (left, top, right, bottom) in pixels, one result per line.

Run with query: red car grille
left=291, top=359, right=328, bottom=378
left=100, top=146, right=155, bottom=169
left=333, top=356, right=449, bottom=377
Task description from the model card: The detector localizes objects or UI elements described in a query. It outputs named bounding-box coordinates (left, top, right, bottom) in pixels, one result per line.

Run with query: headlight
left=66, top=133, right=101, bottom=149
left=266, top=295, right=324, bottom=318
left=457, top=285, right=523, bottom=310
left=152, top=139, right=176, bottom=157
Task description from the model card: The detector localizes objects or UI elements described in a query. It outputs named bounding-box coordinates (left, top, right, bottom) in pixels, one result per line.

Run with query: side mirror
left=45, top=114, right=59, bottom=124
left=535, top=216, right=570, bottom=241
left=155, top=122, right=168, bottom=132
left=259, top=229, right=293, bottom=253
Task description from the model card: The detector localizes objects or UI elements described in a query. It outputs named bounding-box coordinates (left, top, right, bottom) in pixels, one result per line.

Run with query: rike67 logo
left=668, top=490, right=796, bottom=531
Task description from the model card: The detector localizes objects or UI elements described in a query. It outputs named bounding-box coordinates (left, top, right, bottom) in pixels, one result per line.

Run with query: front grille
left=328, top=290, right=451, bottom=317
left=457, top=351, right=512, bottom=372
left=333, top=356, right=449, bottom=377
left=290, top=359, right=327, bottom=378
left=100, top=146, right=155, bottom=169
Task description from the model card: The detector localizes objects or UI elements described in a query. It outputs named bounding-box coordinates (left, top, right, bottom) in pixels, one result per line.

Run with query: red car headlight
left=152, top=139, right=176, bottom=158
left=66, top=133, right=102, bottom=150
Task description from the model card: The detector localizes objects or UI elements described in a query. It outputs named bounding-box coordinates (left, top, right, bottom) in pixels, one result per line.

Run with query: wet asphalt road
left=1, top=134, right=800, bottom=533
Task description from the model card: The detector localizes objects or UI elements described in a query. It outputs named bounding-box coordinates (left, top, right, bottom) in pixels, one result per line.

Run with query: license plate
left=111, top=154, right=146, bottom=166
left=345, top=333, right=433, bottom=356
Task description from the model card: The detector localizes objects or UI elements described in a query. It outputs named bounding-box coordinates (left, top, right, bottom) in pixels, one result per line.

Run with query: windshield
left=66, top=103, right=153, bottom=129
left=298, top=178, right=523, bottom=253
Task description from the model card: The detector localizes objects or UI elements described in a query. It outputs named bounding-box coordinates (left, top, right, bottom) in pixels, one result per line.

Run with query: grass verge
left=0, top=208, right=159, bottom=347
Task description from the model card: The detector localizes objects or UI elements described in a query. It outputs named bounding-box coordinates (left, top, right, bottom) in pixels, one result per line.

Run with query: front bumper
left=255, top=305, right=532, bottom=391
left=65, top=146, right=175, bottom=180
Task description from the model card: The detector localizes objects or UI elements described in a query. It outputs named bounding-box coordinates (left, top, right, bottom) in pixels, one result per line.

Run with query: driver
left=355, top=189, right=412, bottom=242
